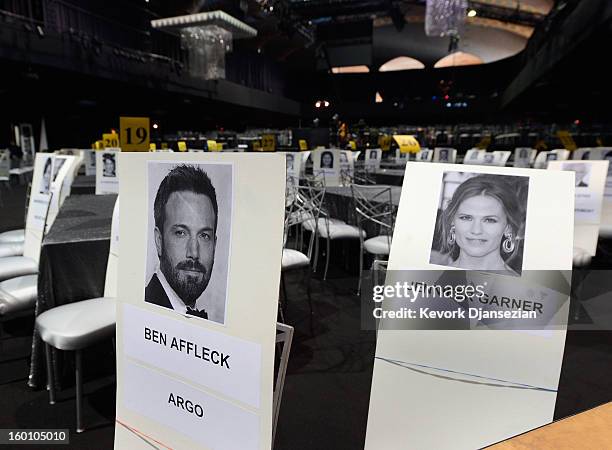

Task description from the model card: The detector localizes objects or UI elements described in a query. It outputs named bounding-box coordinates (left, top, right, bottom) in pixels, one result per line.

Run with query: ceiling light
left=467, top=9, right=477, bottom=18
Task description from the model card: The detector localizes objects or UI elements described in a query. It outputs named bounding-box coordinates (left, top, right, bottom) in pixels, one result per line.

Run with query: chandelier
left=151, top=11, right=257, bottom=80
left=425, top=0, right=468, bottom=37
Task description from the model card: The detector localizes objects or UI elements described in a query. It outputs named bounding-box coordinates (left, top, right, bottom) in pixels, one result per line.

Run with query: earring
left=448, top=226, right=456, bottom=246
left=502, top=233, right=515, bottom=253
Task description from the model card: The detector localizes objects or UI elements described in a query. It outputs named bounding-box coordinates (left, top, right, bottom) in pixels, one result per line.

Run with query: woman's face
left=452, top=194, right=509, bottom=258
left=322, top=153, right=332, bottom=167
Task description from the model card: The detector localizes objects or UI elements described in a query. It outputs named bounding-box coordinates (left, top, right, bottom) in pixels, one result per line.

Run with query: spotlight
left=153, top=123, right=159, bottom=129
left=467, top=9, right=477, bottom=17
left=315, top=101, right=322, bottom=108
left=324, top=100, right=330, bottom=107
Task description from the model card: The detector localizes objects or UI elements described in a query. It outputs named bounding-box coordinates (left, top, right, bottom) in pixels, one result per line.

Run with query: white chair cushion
left=282, top=248, right=310, bottom=270
left=0, top=274, right=37, bottom=316
left=0, top=229, right=25, bottom=243
left=317, top=222, right=364, bottom=240
left=36, top=297, right=116, bottom=351
left=364, top=235, right=391, bottom=255
left=0, top=256, right=38, bottom=282
left=573, top=247, right=592, bottom=268
left=0, top=241, right=24, bottom=258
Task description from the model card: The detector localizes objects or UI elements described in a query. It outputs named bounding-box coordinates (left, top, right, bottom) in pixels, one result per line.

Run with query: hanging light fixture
left=425, top=0, right=468, bottom=37
left=151, top=11, right=257, bottom=80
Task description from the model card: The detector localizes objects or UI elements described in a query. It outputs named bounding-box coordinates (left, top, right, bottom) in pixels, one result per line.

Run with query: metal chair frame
left=350, top=184, right=396, bottom=294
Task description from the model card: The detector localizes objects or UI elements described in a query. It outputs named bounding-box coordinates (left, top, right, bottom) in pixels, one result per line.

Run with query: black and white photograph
left=103, top=153, right=117, bottom=177
left=546, top=152, right=558, bottom=161
left=430, top=171, right=529, bottom=275
left=145, top=161, right=233, bottom=324
left=339, top=151, right=349, bottom=168
left=483, top=153, right=495, bottom=164
left=439, top=149, right=449, bottom=162
left=52, top=156, right=66, bottom=181
left=320, top=150, right=334, bottom=169
left=286, top=153, right=295, bottom=171
left=604, top=150, right=612, bottom=177
left=39, top=155, right=52, bottom=194
left=562, top=162, right=591, bottom=188
left=369, top=150, right=378, bottom=160
left=518, top=148, right=529, bottom=160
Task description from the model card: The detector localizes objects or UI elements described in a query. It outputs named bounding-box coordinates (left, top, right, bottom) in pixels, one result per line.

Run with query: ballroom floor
left=1, top=186, right=612, bottom=449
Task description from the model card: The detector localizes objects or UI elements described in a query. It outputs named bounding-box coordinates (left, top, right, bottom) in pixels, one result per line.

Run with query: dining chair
left=35, top=196, right=119, bottom=433
left=350, top=184, right=396, bottom=294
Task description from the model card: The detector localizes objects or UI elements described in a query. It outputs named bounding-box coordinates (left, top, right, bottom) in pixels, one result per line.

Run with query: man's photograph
left=145, top=162, right=233, bottom=324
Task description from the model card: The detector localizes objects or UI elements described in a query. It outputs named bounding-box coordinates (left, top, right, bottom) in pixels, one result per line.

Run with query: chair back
left=103, top=196, right=120, bottom=297
left=284, top=182, right=325, bottom=261
left=350, top=184, right=395, bottom=243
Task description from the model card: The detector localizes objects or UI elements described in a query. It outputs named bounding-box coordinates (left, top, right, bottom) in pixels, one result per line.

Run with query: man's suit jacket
left=145, top=273, right=209, bottom=319
left=145, top=273, right=173, bottom=310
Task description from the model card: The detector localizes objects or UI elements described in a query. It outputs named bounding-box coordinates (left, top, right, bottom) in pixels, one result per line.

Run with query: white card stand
left=416, top=148, right=433, bottom=162
left=300, top=151, right=311, bottom=179
left=312, top=148, right=343, bottom=186
left=85, top=150, right=97, bottom=176
left=96, top=148, right=120, bottom=195
left=114, top=153, right=285, bottom=450
left=0, top=151, right=9, bottom=179
left=394, top=149, right=409, bottom=165
left=582, top=147, right=612, bottom=238
left=514, top=148, right=536, bottom=168
left=353, top=151, right=361, bottom=163
left=463, top=148, right=483, bottom=164
left=365, top=162, right=574, bottom=450
left=365, top=149, right=382, bottom=172
left=281, top=152, right=302, bottom=188
left=339, top=150, right=355, bottom=185
left=549, top=160, right=609, bottom=256
left=46, top=155, right=78, bottom=233
left=536, top=149, right=570, bottom=168
left=572, top=148, right=592, bottom=161
left=434, top=147, right=457, bottom=163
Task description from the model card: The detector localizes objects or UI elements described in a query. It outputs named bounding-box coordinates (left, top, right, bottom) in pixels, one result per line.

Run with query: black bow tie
left=186, top=308, right=208, bottom=320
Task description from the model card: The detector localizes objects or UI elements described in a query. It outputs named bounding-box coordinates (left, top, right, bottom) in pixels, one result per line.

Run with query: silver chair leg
left=358, top=243, right=365, bottom=296
left=45, top=344, right=56, bottom=405
left=75, top=350, right=84, bottom=433
left=323, top=237, right=331, bottom=280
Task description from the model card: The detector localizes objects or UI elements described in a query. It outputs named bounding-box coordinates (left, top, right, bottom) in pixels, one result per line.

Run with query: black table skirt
left=28, top=194, right=116, bottom=389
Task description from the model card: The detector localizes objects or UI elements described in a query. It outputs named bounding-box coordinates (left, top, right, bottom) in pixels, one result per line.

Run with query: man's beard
left=160, top=253, right=210, bottom=308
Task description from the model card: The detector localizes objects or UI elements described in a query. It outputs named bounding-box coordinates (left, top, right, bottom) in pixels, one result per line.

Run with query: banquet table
left=325, top=185, right=401, bottom=228
left=28, top=194, right=117, bottom=389
left=374, top=168, right=405, bottom=186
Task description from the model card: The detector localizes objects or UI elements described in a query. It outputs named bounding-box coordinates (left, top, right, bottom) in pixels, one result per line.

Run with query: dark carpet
left=1, top=187, right=611, bottom=450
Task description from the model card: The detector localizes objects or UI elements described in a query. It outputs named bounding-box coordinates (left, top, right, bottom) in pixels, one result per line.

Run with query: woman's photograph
left=321, top=151, right=334, bottom=169
left=430, top=172, right=529, bottom=275
left=39, top=156, right=52, bottom=194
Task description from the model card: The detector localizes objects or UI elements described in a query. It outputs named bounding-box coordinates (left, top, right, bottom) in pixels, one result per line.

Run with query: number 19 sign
left=120, top=116, right=150, bottom=152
